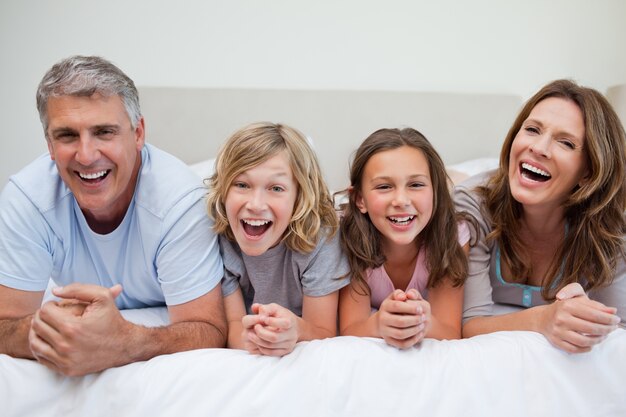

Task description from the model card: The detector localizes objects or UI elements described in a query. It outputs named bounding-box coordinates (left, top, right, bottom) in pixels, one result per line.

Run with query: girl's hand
left=405, top=289, right=432, bottom=343
left=377, top=289, right=425, bottom=349
left=244, top=303, right=299, bottom=357
left=539, top=283, right=620, bottom=353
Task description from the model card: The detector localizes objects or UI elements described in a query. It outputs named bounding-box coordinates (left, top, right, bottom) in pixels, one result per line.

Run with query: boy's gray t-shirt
left=220, top=231, right=350, bottom=316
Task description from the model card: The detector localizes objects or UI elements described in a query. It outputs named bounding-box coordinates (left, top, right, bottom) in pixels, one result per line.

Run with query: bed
left=2, top=306, right=625, bottom=417
left=2, top=87, right=625, bottom=416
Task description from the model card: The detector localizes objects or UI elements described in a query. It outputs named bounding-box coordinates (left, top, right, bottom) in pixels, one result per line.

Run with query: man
left=0, top=56, right=226, bottom=376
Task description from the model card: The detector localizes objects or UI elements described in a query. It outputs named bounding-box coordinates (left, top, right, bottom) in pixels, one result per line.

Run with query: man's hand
left=29, top=283, right=132, bottom=376
left=538, top=283, right=620, bottom=353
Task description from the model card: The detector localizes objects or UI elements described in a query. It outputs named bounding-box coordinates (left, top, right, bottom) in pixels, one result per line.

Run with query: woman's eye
left=558, top=139, right=576, bottom=150
left=524, top=126, right=540, bottom=134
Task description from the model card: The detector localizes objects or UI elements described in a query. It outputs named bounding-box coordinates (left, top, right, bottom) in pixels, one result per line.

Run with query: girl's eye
left=374, top=184, right=391, bottom=190
left=270, top=186, right=285, bottom=192
left=409, top=182, right=424, bottom=189
left=233, top=182, right=248, bottom=189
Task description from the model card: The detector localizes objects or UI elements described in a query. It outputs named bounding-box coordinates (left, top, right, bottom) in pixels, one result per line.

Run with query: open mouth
left=520, top=163, right=551, bottom=182
left=387, top=215, right=415, bottom=226
left=241, top=219, right=273, bottom=237
left=77, top=169, right=111, bottom=184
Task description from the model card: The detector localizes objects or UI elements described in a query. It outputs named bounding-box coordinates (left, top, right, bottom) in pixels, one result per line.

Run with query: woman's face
left=508, top=97, right=588, bottom=212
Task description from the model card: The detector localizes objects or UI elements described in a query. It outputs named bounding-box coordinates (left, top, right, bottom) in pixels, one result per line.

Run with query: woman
left=455, top=79, right=626, bottom=353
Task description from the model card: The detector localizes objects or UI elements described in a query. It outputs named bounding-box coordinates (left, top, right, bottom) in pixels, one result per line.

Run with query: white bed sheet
left=1, top=311, right=624, bottom=417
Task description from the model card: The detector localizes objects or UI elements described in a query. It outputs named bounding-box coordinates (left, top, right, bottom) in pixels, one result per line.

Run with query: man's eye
left=55, top=133, right=77, bottom=141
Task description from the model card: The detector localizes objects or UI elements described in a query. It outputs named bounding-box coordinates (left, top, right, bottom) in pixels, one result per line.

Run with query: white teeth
left=521, top=163, right=550, bottom=178
left=243, top=219, right=270, bottom=226
left=79, top=170, right=108, bottom=180
left=389, top=215, right=414, bottom=224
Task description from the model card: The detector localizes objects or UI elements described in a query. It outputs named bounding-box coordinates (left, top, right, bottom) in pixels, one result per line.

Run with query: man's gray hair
left=36, top=56, right=141, bottom=137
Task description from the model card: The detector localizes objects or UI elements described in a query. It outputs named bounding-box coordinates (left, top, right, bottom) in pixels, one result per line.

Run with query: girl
left=339, top=128, right=470, bottom=348
left=206, top=122, right=350, bottom=356
left=456, top=80, right=625, bottom=353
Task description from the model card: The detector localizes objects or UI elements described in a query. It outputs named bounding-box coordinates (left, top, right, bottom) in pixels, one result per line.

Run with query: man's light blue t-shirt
left=0, top=144, right=222, bottom=309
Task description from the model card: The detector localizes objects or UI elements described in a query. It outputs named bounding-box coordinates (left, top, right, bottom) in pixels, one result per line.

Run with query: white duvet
left=2, top=321, right=625, bottom=417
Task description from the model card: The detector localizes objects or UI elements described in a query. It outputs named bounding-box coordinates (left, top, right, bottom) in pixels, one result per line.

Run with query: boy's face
left=225, top=151, right=298, bottom=256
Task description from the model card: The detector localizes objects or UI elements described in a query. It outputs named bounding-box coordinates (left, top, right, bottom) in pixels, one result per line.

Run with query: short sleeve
left=457, top=221, right=471, bottom=247
left=219, top=235, right=244, bottom=297
left=155, top=191, right=224, bottom=306
left=454, top=176, right=495, bottom=321
left=0, top=181, right=54, bottom=291
left=300, top=231, right=350, bottom=297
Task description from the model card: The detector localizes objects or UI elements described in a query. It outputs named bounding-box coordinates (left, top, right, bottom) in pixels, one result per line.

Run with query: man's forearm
left=0, top=316, right=35, bottom=359
left=122, top=320, right=227, bottom=364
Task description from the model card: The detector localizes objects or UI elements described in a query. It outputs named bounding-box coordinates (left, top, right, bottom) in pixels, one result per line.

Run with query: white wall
left=1, top=0, right=625, bottom=186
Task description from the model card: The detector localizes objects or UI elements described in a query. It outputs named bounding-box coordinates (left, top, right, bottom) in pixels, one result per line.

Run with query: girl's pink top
left=367, top=222, right=470, bottom=309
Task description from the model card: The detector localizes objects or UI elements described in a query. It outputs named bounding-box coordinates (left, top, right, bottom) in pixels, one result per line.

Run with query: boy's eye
left=233, top=182, right=249, bottom=189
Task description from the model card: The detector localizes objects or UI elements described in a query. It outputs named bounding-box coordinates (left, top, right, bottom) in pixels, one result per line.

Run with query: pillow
left=189, top=158, right=216, bottom=180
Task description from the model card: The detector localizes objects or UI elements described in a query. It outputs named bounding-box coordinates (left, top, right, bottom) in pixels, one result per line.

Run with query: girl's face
left=356, top=146, right=434, bottom=251
left=508, top=97, right=588, bottom=212
left=225, top=151, right=298, bottom=256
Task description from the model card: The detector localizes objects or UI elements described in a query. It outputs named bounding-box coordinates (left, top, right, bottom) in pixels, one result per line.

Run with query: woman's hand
left=538, top=283, right=620, bottom=353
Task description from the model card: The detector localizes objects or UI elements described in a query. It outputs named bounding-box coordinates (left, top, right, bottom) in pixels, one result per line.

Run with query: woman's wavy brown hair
left=206, top=122, right=338, bottom=253
left=340, top=128, right=469, bottom=294
left=478, top=79, right=626, bottom=299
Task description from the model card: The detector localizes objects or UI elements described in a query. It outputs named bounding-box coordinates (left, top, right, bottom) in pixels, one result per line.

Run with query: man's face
left=46, top=94, right=144, bottom=230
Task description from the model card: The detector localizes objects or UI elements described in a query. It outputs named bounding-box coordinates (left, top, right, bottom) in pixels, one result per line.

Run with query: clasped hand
left=28, top=283, right=130, bottom=376
left=541, top=283, right=621, bottom=353
left=241, top=303, right=299, bottom=357
left=377, top=289, right=431, bottom=349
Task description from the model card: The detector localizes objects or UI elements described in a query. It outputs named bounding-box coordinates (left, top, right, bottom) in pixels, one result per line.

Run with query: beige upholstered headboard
left=139, top=87, right=522, bottom=191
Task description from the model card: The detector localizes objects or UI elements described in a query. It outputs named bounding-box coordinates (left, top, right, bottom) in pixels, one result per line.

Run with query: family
left=0, top=55, right=624, bottom=376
